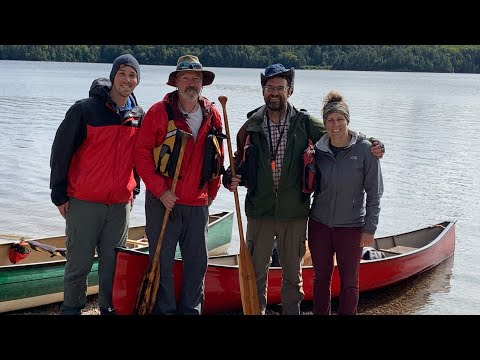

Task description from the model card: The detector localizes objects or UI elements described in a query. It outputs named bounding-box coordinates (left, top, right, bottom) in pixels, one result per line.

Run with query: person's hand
left=228, top=175, right=242, bottom=192
left=57, top=201, right=70, bottom=219
left=360, top=232, right=375, bottom=247
left=370, top=140, right=385, bottom=159
left=130, top=197, right=134, bottom=211
left=159, top=189, right=178, bottom=210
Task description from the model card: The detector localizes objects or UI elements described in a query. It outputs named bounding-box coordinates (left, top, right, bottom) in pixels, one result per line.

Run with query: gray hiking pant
left=61, top=198, right=130, bottom=315
left=145, top=190, right=208, bottom=315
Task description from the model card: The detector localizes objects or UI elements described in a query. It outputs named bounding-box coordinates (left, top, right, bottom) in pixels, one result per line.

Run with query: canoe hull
left=0, top=211, right=233, bottom=313
left=112, top=221, right=455, bottom=314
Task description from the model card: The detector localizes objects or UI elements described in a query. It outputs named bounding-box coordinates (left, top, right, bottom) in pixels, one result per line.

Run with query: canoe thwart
left=27, top=240, right=67, bottom=257
left=126, top=239, right=148, bottom=246
left=379, top=245, right=417, bottom=255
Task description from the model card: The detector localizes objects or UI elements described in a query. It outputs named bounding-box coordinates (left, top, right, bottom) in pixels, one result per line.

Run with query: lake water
left=1, top=60, right=479, bottom=314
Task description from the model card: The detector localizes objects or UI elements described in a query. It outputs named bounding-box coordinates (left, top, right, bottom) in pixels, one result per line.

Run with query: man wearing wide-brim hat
left=134, top=54, right=224, bottom=314
left=167, top=55, right=215, bottom=87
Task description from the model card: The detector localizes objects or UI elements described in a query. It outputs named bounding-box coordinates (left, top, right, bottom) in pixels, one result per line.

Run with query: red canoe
left=112, top=220, right=455, bottom=315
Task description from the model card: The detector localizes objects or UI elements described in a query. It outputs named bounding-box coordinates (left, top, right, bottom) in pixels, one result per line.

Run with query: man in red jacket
left=134, top=55, right=224, bottom=314
left=50, top=54, right=144, bottom=315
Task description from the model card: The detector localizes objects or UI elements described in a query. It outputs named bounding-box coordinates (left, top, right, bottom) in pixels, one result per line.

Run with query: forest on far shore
left=1, top=45, right=479, bottom=74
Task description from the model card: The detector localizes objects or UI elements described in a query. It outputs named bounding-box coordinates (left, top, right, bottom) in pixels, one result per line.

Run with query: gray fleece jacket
left=309, top=130, right=383, bottom=234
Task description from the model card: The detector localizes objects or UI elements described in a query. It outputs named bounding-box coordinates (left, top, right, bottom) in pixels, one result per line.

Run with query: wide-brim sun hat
left=260, top=63, right=295, bottom=88
left=167, top=55, right=215, bottom=87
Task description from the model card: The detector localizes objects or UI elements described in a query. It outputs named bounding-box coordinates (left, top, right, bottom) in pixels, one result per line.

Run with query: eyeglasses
left=177, top=61, right=203, bottom=70
left=264, top=85, right=289, bottom=93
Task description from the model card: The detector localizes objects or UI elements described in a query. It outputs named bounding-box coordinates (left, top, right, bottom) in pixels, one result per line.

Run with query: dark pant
left=145, top=190, right=208, bottom=315
left=308, top=219, right=362, bottom=315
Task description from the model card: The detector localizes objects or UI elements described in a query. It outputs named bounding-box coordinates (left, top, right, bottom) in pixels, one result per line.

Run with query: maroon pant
left=308, top=219, right=362, bottom=315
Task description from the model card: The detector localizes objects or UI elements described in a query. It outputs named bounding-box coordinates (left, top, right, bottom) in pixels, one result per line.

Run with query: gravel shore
left=4, top=281, right=416, bottom=315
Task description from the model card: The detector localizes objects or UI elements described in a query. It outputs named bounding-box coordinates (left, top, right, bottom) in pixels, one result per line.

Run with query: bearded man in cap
left=50, top=53, right=144, bottom=315
left=223, top=63, right=385, bottom=315
left=134, top=54, right=224, bottom=314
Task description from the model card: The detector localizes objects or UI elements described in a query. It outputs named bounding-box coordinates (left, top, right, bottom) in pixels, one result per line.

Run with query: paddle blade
left=134, top=262, right=159, bottom=315
left=238, top=240, right=260, bottom=315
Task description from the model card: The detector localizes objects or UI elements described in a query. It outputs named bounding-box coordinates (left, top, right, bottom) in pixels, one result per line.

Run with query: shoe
left=60, top=303, right=82, bottom=315
left=100, top=306, right=116, bottom=315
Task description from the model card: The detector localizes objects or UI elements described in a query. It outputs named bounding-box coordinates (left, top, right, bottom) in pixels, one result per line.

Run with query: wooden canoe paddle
left=135, top=129, right=192, bottom=315
left=218, top=95, right=260, bottom=315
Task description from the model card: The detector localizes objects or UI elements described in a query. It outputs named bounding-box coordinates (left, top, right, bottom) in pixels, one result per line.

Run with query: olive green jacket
left=230, top=104, right=325, bottom=221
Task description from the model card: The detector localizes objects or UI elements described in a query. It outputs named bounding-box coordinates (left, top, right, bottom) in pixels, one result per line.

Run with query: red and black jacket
left=50, top=78, right=144, bottom=206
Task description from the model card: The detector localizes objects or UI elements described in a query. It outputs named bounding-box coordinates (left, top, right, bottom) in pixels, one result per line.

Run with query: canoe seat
left=379, top=245, right=417, bottom=255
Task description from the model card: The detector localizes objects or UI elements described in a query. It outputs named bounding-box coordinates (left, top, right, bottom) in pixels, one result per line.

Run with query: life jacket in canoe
left=153, top=103, right=183, bottom=178
left=8, top=241, right=31, bottom=264
left=362, top=247, right=386, bottom=260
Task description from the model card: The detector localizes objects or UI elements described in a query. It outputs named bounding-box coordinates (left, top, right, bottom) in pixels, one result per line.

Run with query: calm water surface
left=1, top=60, right=479, bottom=314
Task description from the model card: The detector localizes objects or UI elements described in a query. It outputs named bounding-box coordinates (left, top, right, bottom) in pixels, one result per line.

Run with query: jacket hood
left=89, top=78, right=111, bottom=98
left=315, top=129, right=363, bottom=152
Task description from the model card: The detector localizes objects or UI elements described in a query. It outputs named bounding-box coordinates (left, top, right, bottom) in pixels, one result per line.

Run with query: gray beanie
left=110, top=54, right=140, bottom=84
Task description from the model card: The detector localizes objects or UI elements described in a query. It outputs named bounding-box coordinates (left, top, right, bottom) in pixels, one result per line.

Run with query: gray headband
left=322, top=101, right=350, bottom=123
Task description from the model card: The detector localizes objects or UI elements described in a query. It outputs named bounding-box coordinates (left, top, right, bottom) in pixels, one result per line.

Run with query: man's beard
left=182, top=87, right=200, bottom=101
left=265, top=97, right=285, bottom=112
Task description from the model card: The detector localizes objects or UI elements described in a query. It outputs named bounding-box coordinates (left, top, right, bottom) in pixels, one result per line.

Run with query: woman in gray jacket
left=308, top=91, right=384, bottom=315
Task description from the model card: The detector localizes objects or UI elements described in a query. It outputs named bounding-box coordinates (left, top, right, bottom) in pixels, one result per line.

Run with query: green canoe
left=0, top=210, right=233, bottom=314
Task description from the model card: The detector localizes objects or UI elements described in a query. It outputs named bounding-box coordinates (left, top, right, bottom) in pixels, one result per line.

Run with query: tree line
left=1, top=45, right=479, bottom=73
